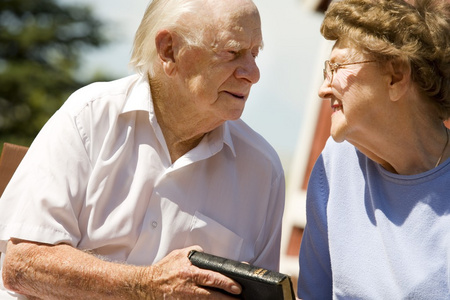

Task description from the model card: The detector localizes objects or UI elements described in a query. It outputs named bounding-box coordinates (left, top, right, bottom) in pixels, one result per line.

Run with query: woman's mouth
left=331, top=102, right=343, bottom=113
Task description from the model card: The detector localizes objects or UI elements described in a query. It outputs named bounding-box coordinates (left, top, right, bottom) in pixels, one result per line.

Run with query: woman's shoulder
left=322, top=137, right=359, bottom=162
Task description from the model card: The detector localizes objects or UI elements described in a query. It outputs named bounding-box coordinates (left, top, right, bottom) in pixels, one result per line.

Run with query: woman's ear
left=387, top=59, right=411, bottom=101
left=155, top=30, right=177, bottom=76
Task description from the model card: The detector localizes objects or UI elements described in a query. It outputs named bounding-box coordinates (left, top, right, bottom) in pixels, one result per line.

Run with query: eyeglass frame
left=323, top=60, right=376, bottom=84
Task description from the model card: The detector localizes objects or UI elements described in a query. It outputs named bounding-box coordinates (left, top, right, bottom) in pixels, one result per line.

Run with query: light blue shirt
left=298, top=138, right=450, bottom=299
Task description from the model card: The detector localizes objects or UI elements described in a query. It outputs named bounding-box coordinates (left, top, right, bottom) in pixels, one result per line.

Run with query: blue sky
left=59, top=0, right=326, bottom=173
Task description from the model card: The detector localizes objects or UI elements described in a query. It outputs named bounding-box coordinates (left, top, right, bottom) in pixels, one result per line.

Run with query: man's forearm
left=3, top=240, right=154, bottom=300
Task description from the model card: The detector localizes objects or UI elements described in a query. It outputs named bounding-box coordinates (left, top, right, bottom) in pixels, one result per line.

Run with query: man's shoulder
left=61, top=74, right=140, bottom=114
left=226, top=119, right=283, bottom=171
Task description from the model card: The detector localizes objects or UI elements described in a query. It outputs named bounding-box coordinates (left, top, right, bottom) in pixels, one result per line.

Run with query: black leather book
left=188, top=250, right=295, bottom=300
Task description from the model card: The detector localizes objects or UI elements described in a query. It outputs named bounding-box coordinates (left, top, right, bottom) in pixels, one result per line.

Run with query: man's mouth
left=226, top=91, right=246, bottom=100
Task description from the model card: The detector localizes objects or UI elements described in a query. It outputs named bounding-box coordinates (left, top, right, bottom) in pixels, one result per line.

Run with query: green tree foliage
left=0, top=0, right=109, bottom=147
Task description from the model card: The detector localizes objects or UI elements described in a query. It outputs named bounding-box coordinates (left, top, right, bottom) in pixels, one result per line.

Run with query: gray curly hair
left=321, top=0, right=450, bottom=120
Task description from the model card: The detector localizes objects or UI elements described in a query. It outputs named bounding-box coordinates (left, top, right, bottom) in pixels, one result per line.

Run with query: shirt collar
left=121, top=74, right=236, bottom=158
left=222, top=122, right=236, bottom=157
left=201, top=122, right=236, bottom=158
left=122, top=74, right=152, bottom=114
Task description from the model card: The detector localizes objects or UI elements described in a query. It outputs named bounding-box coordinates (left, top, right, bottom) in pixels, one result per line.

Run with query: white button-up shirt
left=0, top=74, right=285, bottom=298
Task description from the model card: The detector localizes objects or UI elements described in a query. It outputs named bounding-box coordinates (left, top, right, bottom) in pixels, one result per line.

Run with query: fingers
left=180, top=246, right=241, bottom=295
left=148, top=246, right=242, bottom=298
left=206, top=288, right=242, bottom=300
left=191, top=268, right=242, bottom=295
left=176, top=246, right=242, bottom=295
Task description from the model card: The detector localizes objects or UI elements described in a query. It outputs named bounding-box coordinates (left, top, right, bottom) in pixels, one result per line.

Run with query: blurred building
left=279, top=0, right=333, bottom=288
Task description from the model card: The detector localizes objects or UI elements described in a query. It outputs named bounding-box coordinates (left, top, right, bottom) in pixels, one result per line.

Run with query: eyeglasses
left=323, top=60, right=376, bottom=84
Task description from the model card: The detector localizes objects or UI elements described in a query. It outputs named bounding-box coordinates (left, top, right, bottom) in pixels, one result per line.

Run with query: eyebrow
left=226, top=39, right=264, bottom=51
left=224, top=40, right=241, bottom=49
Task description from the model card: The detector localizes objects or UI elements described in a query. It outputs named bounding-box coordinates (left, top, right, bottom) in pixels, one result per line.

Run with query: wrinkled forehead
left=205, top=0, right=263, bottom=47
left=332, top=39, right=373, bottom=61
left=330, top=42, right=362, bottom=62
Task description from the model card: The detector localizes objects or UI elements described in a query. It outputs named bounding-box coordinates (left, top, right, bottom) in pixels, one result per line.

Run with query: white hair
left=129, top=0, right=206, bottom=76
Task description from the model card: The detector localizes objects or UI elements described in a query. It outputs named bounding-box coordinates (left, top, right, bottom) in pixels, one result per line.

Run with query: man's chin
left=225, top=109, right=244, bottom=121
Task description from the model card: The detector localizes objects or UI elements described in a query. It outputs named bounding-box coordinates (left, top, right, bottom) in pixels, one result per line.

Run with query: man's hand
left=3, top=240, right=240, bottom=299
left=146, top=245, right=242, bottom=299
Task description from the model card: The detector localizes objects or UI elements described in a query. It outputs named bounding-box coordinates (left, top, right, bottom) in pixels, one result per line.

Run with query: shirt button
left=152, top=221, right=158, bottom=228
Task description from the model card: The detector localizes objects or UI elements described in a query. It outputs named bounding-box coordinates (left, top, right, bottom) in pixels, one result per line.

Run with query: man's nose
left=234, top=52, right=260, bottom=84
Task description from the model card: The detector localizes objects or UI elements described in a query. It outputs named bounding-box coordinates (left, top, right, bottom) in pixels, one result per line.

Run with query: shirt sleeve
left=297, top=154, right=333, bottom=298
left=0, top=108, right=91, bottom=252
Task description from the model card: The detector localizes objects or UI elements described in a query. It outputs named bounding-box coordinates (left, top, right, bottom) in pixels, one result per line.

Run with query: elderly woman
left=297, top=0, right=450, bottom=298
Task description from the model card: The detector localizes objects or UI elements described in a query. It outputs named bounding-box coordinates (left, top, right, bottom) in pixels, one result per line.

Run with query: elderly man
left=0, top=0, right=285, bottom=299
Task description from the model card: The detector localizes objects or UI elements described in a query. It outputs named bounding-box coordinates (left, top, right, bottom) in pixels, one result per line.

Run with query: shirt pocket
left=185, top=211, right=243, bottom=261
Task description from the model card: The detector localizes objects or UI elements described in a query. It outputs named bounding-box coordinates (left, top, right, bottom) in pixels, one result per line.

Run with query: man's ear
left=155, top=30, right=177, bottom=76
left=387, top=59, right=411, bottom=102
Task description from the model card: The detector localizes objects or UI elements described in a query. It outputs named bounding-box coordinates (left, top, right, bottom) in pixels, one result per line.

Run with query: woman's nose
left=318, top=78, right=333, bottom=100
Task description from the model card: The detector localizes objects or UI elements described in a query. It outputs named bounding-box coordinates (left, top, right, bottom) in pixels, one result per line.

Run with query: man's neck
left=149, top=78, right=220, bottom=163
